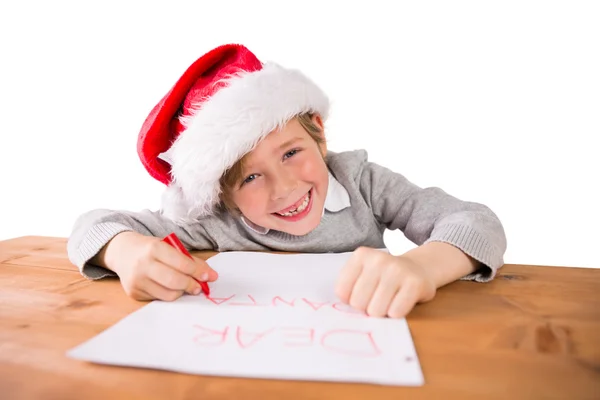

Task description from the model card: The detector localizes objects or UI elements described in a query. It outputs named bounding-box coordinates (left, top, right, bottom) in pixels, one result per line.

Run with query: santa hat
left=137, top=44, right=330, bottom=222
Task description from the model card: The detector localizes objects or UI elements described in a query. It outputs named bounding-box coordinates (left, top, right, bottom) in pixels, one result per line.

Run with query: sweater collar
left=240, top=172, right=351, bottom=235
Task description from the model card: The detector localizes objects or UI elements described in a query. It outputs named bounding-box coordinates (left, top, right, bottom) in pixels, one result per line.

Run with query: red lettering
left=320, top=329, right=381, bottom=357
left=302, top=298, right=329, bottom=311
left=280, top=327, right=315, bottom=347
left=272, top=296, right=296, bottom=307
left=229, top=295, right=265, bottom=306
left=235, top=326, right=274, bottom=348
left=332, top=302, right=368, bottom=317
left=192, top=325, right=229, bottom=345
left=205, top=294, right=235, bottom=305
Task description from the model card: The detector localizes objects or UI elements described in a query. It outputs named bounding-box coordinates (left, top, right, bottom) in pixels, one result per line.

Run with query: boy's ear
left=312, top=114, right=324, bottom=129
left=311, top=114, right=328, bottom=157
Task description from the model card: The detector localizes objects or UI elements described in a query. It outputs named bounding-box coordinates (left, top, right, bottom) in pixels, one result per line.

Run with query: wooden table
left=1, top=236, right=599, bottom=399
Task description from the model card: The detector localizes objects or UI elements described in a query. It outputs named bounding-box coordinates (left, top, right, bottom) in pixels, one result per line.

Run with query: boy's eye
left=243, top=174, right=257, bottom=185
left=284, top=149, right=298, bottom=159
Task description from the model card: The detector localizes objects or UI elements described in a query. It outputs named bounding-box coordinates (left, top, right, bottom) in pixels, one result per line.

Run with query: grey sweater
left=67, top=150, right=507, bottom=282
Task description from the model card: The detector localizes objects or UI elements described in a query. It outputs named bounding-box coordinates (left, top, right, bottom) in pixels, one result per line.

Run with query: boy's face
left=229, top=116, right=329, bottom=236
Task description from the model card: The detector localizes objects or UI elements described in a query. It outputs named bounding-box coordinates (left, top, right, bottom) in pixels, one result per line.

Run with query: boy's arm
left=402, top=241, right=480, bottom=288
left=358, top=158, right=507, bottom=282
left=67, top=208, right=217, bottom=280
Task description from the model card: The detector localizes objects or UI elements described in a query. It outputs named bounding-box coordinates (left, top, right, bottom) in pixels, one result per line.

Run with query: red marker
left=162, top=233, right=210, bottom=296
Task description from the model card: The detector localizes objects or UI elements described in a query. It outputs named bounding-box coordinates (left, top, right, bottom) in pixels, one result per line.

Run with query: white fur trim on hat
left=159, top=62, right=330, bottom=223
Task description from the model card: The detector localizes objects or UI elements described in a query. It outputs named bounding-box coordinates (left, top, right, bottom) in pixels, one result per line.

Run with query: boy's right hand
left=94, top=231, right=218, bottom=301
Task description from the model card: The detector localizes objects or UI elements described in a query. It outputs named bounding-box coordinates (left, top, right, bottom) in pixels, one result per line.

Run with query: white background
left=1, top=1, right=598, bottom=269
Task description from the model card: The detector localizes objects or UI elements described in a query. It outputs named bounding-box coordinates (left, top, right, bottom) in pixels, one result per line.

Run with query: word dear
left=192, top=325, right=382, bottom=357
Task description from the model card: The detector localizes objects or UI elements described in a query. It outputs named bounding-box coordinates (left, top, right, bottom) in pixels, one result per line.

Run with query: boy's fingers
left=191, top=256, right=219, bottom=282
left=348, top=271, right=380, bottom=312
left=185, top=278, right=203, bottom=295
left=156, top=243, right=218, bottom=281
left=335, top=248, right=368, bottom=301
left=146, top=260, right=200, bottom=293
left=388, top=284, right=419, bottom=319
left=367, top=279, right=401, bottom=318
left=142, top=279, right=185, bottom=302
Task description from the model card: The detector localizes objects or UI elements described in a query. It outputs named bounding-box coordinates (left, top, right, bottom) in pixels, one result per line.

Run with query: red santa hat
left=137, top=44, right=330, bottom=222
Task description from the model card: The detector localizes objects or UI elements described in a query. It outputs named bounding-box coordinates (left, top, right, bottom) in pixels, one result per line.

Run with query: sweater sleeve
left=66, top=208, right=217, bottom=280
left=358, top=157, right=507, bottom=282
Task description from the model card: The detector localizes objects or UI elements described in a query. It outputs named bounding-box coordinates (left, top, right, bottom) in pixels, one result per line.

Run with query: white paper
left=67, top=251, right=424, bottom=386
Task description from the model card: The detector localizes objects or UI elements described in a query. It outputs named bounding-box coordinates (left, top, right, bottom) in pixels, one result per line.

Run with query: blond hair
left=219, top=113, right=325, bottom=213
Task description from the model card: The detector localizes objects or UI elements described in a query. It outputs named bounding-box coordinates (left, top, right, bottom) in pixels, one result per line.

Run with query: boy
left=67, top=44, right=507, bottom=318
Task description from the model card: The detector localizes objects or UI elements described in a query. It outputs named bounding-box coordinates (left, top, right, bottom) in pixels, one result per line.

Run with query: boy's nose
left=270, top=171, right=298, bottom=200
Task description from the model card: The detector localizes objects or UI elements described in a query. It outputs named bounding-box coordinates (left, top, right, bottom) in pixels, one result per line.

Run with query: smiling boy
left=67, top=44, right=507, bottom=318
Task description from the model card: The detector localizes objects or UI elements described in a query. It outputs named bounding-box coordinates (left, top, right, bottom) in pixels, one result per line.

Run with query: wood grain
left=1, top=236, right=599, bottom=399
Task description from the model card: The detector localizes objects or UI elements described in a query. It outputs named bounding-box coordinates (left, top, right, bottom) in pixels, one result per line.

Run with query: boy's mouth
left=272, top=189, right=313, bottom=220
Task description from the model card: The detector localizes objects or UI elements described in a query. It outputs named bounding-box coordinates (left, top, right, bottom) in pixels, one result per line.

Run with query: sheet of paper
left=67, top=251, right=424, bottom=386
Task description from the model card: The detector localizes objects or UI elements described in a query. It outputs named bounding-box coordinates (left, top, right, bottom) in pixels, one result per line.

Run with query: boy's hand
left=97, top=231, right=218, bottom=302
left=335, top=247, right=436, bottom=318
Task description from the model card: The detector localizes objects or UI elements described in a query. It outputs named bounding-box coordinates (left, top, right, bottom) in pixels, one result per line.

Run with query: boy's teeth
left=277, top=192, right=310, bottom=216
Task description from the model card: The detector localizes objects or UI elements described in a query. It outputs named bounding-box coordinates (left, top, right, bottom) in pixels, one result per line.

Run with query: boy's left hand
left=335, top=247, right=436, bottom=318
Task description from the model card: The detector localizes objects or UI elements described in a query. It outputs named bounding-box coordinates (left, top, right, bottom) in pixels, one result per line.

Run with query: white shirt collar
left=240, top=171, right=351, bottom=235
